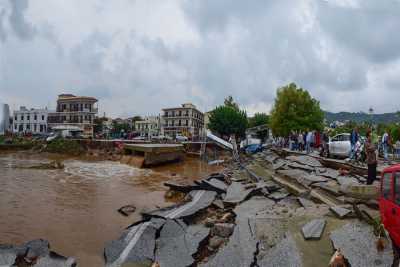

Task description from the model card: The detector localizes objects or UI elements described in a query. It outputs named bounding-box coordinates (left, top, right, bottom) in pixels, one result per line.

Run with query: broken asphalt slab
left=198, top=178, right=228, bottom=193
left=223, top=182, right=257, bottom=204
left=330, top=206, right=352, bottom=219
left=330, top=222, right=393, bottom=267
left=155, top=219, right=210, bottom=267
left=142, top=190, right=217, bottom=219
left=286, top=155, right=322, bottom=168
left=201, top=197, right=274, bottom=267
left=257, top=233, right=302, bottom=267
left=164, top=181, right=201, bottom=193
left=0, top=239, right=76, bottom=267
left=301, top=219, right=326, bottom=240
left=105, top=218, right=165, bottom=267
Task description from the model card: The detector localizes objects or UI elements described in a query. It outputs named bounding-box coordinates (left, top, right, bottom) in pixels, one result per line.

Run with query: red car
left=379, top=164, right=400, bottom=258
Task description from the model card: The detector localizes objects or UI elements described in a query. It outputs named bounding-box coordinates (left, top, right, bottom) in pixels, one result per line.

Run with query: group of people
left=274, top=130, right=329, bottom=155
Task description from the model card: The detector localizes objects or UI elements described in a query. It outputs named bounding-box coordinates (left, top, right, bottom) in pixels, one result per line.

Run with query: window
left=383, top=172, right=392, bottom=200
left=42, top=115, right=45, bottom=120
left=332, top=136, right=340, bottom=142
left=27, top=115, right=30, bottom=121
left=26, top=124, right=30, bottom=130
left=21, top=115, right=24, bottom=121
left=14, top=116, right=17, bottom=121
left=14, top=124, right=17, bottom=130
left=34, top=115, right=37, bottom=121
left=34, top=124, right=37, bottom=132
left=395, top=172, right=400, bottom=205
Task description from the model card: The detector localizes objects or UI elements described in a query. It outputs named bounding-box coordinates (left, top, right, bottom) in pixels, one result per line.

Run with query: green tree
left=208, top=106, right=248, bottom=138
left=93, top=117, right=108, bottom=134
left=224, top=96, right=239, bottom=111
left=270, top=83, right=324, bottom=137
left=248, top=113, right=269, bottom=128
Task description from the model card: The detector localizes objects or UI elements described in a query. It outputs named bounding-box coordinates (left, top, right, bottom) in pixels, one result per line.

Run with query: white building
left=0, top=103, right=10, bottom=135
left=13, top=106, right=49, bottom=134
left=135, top=116, right=161, bottom=138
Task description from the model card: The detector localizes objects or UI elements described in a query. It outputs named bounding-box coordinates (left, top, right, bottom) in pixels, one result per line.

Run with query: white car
left=175, top=135, right=188, bottom=142
left=328, top=133, right=351, bottom=158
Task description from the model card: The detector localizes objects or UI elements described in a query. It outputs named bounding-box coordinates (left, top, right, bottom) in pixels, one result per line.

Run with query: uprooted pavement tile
left=301, top=218, right=326, bottom=240
left=223, top=182, right=257, bottom=204
left=286, top=155, right=322, bottom=168
left=0, top=239, right=76, bottom=267
left=288, top=161, right=315, bottom=172
left=297, top=197, right=316, bottom=209
left=277, top=169, right=327, bottom=187
left=155, top=219, right=210, bottom=267
left=164, top=181, right=201, bottom=193
left=315, top=168, right=339, bottom=180
left=268, top=189, right=290, bottom=201
left=142, top=190, right=217, bottom=219
left=330, top=222, right=393, bottom=267
left=200, top=197, right=275, bottom=267
left=105, top=218, right=165, bottom=267
left=330, top=206, right=352, bottom=219
left=272, top=159, right=288, bottom=171
left=257, top=233, right=303, bottom=267
left=199, top=178, right=228, bottom=193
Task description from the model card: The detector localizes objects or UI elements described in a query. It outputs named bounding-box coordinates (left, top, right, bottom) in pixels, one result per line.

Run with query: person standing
left=365, top=131, right=377, bottom=185
left=382, top=131, right=390, bottom=163
left=350, top=127, right=359, bottom=160
left=306, top=130, right=312, bottom=154
left=298, top=132, right=304, bottom=151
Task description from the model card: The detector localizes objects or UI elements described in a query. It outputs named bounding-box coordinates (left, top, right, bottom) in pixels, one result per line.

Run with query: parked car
left=328, top=133, right=351, bottom=158
left=379, top=165, right=400, bottom=259
left=175, top=135, right=188, bottom=142
left=245, top=144, right=263, bottom=154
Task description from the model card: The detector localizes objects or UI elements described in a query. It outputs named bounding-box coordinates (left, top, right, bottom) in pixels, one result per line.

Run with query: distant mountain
left=324, top=111, right=400, bottom=124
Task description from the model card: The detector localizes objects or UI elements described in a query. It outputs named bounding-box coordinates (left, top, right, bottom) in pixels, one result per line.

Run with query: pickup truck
left=379, top=165, right=400, bottom=264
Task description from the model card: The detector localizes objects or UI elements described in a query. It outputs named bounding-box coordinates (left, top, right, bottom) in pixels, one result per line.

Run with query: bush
left=45, top=139, right=84, bottom=155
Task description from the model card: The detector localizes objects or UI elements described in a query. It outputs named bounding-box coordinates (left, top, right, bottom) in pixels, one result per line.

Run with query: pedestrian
left=298, top=132, right=304, bottom=151
left=321, top=131, right=329, bottom=157
left=382, top=130, right=390, bottom=163
left=349, top=127, right=359, bottom=160
left=306, top=130, right=313, bottom=154
left=365, top=131, right=377, bottom=185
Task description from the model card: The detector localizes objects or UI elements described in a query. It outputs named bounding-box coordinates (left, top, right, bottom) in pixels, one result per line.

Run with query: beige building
left=48, top=94, right=98, bottom=137
left=135, top=116, right=161, bottom=138
left=162, top=103, right=204, bottom=139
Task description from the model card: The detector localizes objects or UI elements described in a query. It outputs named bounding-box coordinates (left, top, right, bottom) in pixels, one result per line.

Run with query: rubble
left=330, top=206, right=352, bottom=219
left=330, top=222, right=393, bottom=266
left=105, top=148, right=390, bottom=267
left=142, top=190, right=217, bottom=219
left=0, top=239, right=76, bottom=267
left=155, top=219, right=210, bottom=267
left=301, top=219, right=326, bottom=240
left=118, top=205, right=136, bottom=217
left=164, top=181, right=200, bottom=193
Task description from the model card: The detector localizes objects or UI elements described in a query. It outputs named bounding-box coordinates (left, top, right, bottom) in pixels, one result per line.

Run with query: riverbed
left=0, top=151, right=221, bottom=266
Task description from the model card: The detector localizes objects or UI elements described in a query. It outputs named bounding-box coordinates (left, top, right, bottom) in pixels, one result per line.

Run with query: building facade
left=12, top=106, right=48, bottom=134
left=135, top=116, right=161, bottom=138
left=47, top=94, right=98, bottom=138
left=0, top=103, right=10, bottom=135
left=162, top=103, right=204, bottom=139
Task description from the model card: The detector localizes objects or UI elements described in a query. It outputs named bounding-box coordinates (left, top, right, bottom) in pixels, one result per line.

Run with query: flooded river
left=0, top=151, right=221, bottom=266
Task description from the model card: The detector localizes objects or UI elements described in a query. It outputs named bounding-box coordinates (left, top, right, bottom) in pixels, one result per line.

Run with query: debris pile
left=0, top=239, right=76, bottom=267
left=103, top=147, right=395, bottom=266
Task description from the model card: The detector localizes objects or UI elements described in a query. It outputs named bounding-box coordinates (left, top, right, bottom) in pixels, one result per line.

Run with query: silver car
left=328, top=133, right=351, bottom=158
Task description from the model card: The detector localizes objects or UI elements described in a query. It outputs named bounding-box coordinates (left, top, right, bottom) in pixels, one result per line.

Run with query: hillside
left=324, top=111, right=400, bottom=124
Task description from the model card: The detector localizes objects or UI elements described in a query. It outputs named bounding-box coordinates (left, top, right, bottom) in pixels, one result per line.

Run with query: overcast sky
left=1, top=0, right=400, bottom=117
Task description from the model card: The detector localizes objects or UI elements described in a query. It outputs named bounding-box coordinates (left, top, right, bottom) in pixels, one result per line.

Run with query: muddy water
left=0, top=151, right=221, bottom=266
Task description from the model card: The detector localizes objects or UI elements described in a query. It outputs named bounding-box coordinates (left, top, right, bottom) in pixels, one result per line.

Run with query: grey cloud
left=8, top=0, right=36, bottom=40
left=0, top=9, right=6, bottom=42
left=317, top=0, right=400, bottom=64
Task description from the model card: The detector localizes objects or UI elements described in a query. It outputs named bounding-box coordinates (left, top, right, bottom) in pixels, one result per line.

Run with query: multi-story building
left=47, top=94, right=98, bottom=138
left=0, top=103, right=10, bottom=135
left=12, top=106, right=48, bottom=134
left=135, top=116, right=161, bottom=138
left=162, top=103, right=204, bottom=139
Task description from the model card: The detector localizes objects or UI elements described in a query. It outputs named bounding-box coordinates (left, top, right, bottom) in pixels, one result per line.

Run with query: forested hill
left=324, top=111, right=400, bottom=124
